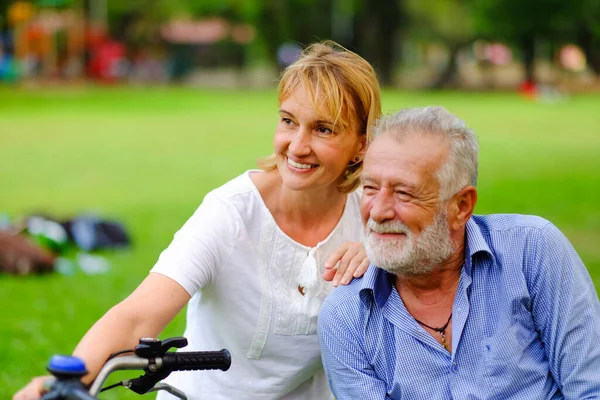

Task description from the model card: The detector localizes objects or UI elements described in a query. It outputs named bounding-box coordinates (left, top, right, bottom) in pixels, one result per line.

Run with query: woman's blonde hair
left=257, top=40, right=382, bottom=193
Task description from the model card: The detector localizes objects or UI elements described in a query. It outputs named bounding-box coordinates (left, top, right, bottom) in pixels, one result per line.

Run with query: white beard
left=363, top=211, right=455, bottom=276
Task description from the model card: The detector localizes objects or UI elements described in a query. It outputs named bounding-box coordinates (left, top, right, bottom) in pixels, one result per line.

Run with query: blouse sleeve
left=150, top=191, right=240, bottom=296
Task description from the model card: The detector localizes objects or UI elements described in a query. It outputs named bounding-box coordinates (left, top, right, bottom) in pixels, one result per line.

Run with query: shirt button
left=451, top=362, right=458, bottom=373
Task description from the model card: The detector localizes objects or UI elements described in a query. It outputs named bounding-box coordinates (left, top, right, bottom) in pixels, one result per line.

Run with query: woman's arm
left=74, top=273, right=191, bottom=382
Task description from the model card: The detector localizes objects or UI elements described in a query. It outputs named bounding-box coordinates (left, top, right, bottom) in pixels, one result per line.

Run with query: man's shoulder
left=324, top=275, right=366, bottom=305
left=470, top=214, right=562, bottom=250
left=472, top=213, right=552, bottom=233
left=470, top=214, right=574, bottom=276
left=321, top=275, right=369, bottom=319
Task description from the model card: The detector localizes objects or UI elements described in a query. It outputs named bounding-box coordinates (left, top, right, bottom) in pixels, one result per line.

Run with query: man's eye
left=363, top=185, right=377, bottom=192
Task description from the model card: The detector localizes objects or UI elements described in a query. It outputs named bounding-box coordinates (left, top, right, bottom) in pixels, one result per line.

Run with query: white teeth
left=287, top=158, right=316, bottom=169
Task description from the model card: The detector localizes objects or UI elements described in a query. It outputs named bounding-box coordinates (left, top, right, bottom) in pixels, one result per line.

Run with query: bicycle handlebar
left=88, top=350, right=231, bottom=396
left=162, top=350, right=232, bottom=372
left=41, top=337, right=231, bottom=400
left=41, top=383, right=96, bottom=400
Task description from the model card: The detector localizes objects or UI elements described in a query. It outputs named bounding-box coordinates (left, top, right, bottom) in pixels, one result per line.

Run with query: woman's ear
left=357, top=135, right=367, bottom=157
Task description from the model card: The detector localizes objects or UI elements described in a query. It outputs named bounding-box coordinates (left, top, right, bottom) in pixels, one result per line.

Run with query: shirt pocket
left=482, top=309, right=543, bottom=396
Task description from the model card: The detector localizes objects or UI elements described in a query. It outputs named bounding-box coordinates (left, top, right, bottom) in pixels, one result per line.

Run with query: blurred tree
left=93, top=0, right=409, bottom=83
left=250, top=0, right=405, bottom=85
left=253, top=0, right=332, bottom=67
left=105, top=0, right=330, bottom=69
left=0, top=0, right=10, bottom=26
left=350, top=0, right=404, bottom=86
left=405, top=0, right=474, bottom=89
left=106, top=0, right=191, bottom=45
left=472, top=0, right=579, bottom=83
left=573, top=0, right=600, bottom=76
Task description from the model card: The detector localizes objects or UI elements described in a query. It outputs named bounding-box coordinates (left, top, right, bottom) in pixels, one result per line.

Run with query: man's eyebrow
left=394, top=180, right=418, bottom=190
left=360, top=176, right=418, bottom=190
left=398, top=184, right=419, bottom=193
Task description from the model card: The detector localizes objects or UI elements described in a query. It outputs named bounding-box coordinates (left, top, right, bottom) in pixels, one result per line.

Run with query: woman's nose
left=288, top=128, right=312, bottom=156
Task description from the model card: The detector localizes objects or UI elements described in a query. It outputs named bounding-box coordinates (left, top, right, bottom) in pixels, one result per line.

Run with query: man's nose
left=288, top=128, right=312, bottom=156
left=369, top=191, right=396, bottom=223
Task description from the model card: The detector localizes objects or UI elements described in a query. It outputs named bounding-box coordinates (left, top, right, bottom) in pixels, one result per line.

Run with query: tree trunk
left=577, top=26, right=600, bottom=76
left=353, top=0, right=402, bottom=86
left=376, top=0, right=400, bottom=85
left=256, top=0, right=286, bottom=68
left=431, top=44, right=461, bottom=89
left=520, top=34, right=536, bottom=83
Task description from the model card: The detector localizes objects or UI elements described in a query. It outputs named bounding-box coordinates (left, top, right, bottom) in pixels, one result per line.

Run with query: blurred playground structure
left=0, top=0, right=599, bottom=90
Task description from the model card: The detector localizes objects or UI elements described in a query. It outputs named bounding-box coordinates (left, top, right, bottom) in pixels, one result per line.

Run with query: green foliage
left=584, top=0, right=600, bottom=37
left=472, top=0, right=590, bottom=43
left=405, top=0, right=473, bottom=44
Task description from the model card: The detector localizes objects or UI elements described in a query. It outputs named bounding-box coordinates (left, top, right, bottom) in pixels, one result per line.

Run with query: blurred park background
left=1, top=0, right=600, bottom=398
left=1, top=0, right=600, bottom=88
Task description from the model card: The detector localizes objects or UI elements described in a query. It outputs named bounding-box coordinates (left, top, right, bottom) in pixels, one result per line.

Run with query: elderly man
left=318, top=107, right=600, bottom=399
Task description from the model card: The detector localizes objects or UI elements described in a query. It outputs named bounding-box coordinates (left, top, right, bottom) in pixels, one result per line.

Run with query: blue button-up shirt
left=319, top=214, right=600, bottom=399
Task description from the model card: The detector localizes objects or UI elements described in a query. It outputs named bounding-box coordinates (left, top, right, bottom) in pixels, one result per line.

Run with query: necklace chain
left=413, top=313, right=453, bottom=351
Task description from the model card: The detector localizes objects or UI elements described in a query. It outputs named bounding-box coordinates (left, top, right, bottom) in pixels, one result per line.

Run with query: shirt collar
left=360, top=217, right=495, bottom=308
left=359, top=265, right=394, bottom=308
left=464, top=217, right=495, bottom=275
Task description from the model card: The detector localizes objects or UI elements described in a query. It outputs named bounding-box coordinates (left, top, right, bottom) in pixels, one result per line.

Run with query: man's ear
left=450, top=186, right=477, bottom=230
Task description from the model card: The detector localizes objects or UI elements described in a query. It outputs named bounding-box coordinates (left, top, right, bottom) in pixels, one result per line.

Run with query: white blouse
left=152, top=170, right=363, bottom=400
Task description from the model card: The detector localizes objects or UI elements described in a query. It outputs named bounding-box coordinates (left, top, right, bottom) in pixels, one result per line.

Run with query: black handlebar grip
left=162, top=350, right=231, bottom=372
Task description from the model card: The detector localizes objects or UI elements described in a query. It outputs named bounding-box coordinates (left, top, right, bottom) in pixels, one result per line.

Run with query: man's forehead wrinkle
left=364, top=132, right=446, bottom=195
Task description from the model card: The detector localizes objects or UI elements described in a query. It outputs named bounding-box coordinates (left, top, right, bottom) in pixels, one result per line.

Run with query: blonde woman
left=14, top=41, right=382, bottom=400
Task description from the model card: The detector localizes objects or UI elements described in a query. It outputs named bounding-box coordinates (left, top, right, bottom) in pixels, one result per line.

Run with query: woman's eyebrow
left=279, top=110, right=333, bottom=126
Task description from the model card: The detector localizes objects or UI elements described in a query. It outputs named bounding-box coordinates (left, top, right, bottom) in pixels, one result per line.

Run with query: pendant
left=441, top=333, right=448, bottom=351
left=298, top=285, right=305, bottom=296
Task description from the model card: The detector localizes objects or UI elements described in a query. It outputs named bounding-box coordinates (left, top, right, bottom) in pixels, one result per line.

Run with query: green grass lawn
left=1, top=86, right=599, bottom=398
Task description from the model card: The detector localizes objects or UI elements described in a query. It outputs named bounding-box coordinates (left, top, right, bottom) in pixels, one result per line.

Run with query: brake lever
left=146, top=382, right=188, bottom=400
left=126, top=337, right=188, bottom=394
left=134, top=337, right=188, bottom=358
left=125, top=365, right=171, bottom=395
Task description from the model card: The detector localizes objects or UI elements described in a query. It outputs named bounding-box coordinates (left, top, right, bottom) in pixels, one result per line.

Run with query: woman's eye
left=316, top=126, right=333, bottom=135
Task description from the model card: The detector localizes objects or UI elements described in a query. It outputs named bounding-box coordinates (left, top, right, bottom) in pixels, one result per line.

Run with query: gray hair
left=372, top=106, right=479, bottom=200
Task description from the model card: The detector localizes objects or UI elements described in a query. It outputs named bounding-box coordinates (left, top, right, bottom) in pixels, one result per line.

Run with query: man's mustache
left=366, top=218, right=410, bottom=235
